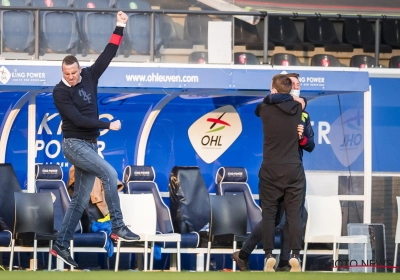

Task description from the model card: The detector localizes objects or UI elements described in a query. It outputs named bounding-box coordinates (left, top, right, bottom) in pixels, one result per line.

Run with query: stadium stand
left=188, top=51, right=208, bottom=64
left=160, top=14, right=193, bottom=49
left=183, top=13, right=213, bottom=46
left=73, top=0, right=115, bottom=57
left=268, top=16, right=315, bottom=51
left=343, top=18, right=392, bottom=53
left=271, top=53, right=302, bottom=66
left=304, top=17, right=353, bottom=52
left=0, top=0, right=35, bottom=58
left=310, top=54, right=342, bottom=67
left=113, top=0, right=162, bottom=57
left=234, top=52, right=260, bottom=65
left=350, top=54, right=376, bottom=68
left=234, top=18, right=274, bottom=51
left=31, top=0, right=79, bottom=58
left=389, top=56, right=400, bottom=68
left=381, top=19, right=400, bottom=49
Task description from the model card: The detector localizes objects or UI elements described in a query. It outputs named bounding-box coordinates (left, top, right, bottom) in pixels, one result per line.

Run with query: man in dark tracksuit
left=50, top=11, right=139, bottom=268
left=256, top=74, right=305, bottom=272
left=233, top=74, right=314, bottom=272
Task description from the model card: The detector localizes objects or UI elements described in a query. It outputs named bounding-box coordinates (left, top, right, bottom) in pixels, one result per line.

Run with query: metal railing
left=0, top=6, right=397, bottom=65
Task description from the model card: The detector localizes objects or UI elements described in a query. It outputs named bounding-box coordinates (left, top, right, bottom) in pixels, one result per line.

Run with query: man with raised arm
left=50, top=11, right=139, bottom=268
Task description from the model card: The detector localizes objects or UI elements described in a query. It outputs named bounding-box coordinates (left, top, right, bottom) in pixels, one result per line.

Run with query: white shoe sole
left=264, top=257, right=276, bottom=272
left=289, top=258, right=301, bottom=272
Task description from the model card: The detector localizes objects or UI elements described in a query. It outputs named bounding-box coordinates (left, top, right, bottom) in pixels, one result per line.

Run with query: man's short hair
left=287, top=73, right=300, bottom=79
left=62, top=55, right=80, bottom=68
left=272, top=74, right=292, bottom=94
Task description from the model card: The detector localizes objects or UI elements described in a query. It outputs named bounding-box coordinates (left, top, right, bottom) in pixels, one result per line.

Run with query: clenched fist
left=117, top=11, right=128, bottom=24
left=109, top=120, right=122, bottom=131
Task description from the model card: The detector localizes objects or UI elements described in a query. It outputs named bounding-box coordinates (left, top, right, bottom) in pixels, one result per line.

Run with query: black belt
left=64, top=138, right=97, bottom=143
left=84, top=138, right=97, bottom=143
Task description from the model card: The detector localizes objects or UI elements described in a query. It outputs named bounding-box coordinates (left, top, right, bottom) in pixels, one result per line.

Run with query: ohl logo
left=206, top=112, right=230, bottom=133
left=202, top=112, right=231, bottom=146
left=188, top=105, right=242, bottom=164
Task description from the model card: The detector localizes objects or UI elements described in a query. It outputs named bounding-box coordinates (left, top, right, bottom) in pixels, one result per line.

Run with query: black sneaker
left=111, top=225, right=140, bottom=241
left=264, top=253, right=276, bottom=272
left=275, top=264, right=291, bottom=272
left=231, top=251, right=250, bottom=271
left=289, top=254, right=301, bottom=272
left=50, top=243, right=78, bottom=268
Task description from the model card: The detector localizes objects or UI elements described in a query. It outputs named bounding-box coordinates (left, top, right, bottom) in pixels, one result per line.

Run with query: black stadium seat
left=304, top=17, right=353, bottom=52
left=188, top=51, right=208, bottom=64
left=389, top=56, right=400, bottom=68
left=311, top=54, right=341, bottom=67
left=160, top=14, right=193, bottom=49
left=1, top=0, right=35, bottom=55
left=184, top=14, right=213, bottom=46
left=235, top=18, right=274, bottom=51
left=271, top=53, right=301, bottom=66
left=234, top=52, right=260, bottom=65
left=381, top=19, right=400, bottom=49
left=350, top=55, right=375, bottom=68
left=343, top=18, right=392, bottom=53
left=114, top=0, right=162, bottom=56
left=32, top=0, right=79, bottom=56
left=268, top=16, right=314, bottom=51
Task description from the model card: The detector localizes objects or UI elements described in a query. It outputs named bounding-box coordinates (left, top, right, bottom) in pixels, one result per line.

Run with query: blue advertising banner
left=0, top=62, right=369, bottom=94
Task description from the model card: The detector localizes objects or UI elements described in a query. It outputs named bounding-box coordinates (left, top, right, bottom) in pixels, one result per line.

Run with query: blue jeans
left=56, top=138, right=125, bottom=249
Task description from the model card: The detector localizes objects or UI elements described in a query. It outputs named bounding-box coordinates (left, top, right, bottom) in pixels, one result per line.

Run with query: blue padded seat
left=31, top=0, right=79, bottom=55
left=34, top=164, right=107, bottom=249
left=123, top=165, right=199, bottom=248
left=74, top=0, right=116, bottom=56
left=0, top=230, right=11, bottom=247
left=0, top=0, right=35, bottom=54
left=215, top=167, right=261, bottom=233
left=114, top=0, right=162, bottom=56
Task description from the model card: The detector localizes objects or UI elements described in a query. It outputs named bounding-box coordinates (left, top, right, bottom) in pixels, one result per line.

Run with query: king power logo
left=188, top=105, right=242, bottom=164
left=0, top=66, right=11, bottom=85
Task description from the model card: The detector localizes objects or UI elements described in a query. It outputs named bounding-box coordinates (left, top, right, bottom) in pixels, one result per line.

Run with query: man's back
left=257, top=100, right=302, bottom=166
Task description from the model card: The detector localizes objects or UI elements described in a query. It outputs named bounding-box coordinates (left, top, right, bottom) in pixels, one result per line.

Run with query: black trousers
left=259, top=163, right=305, bottom=255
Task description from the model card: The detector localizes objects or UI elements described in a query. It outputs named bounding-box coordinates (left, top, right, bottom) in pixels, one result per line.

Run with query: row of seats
left=2, top=2, right=400, bottom=59
left=0, top=163, right=264, bottom=271
left=0, top=0, right=162, bottom=58
left=262, top=16, right=395, bottom=53
left=190, top=51, right=400, bottom=68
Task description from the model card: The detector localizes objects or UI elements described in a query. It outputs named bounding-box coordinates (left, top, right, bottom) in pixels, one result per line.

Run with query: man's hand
left=292, top=95, right=305, bottom=110
left=297, top=124, right=304, bottom=139
left=109, top=120, right=121, bottom=131
left=117, top=11, right=128, bottom=24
